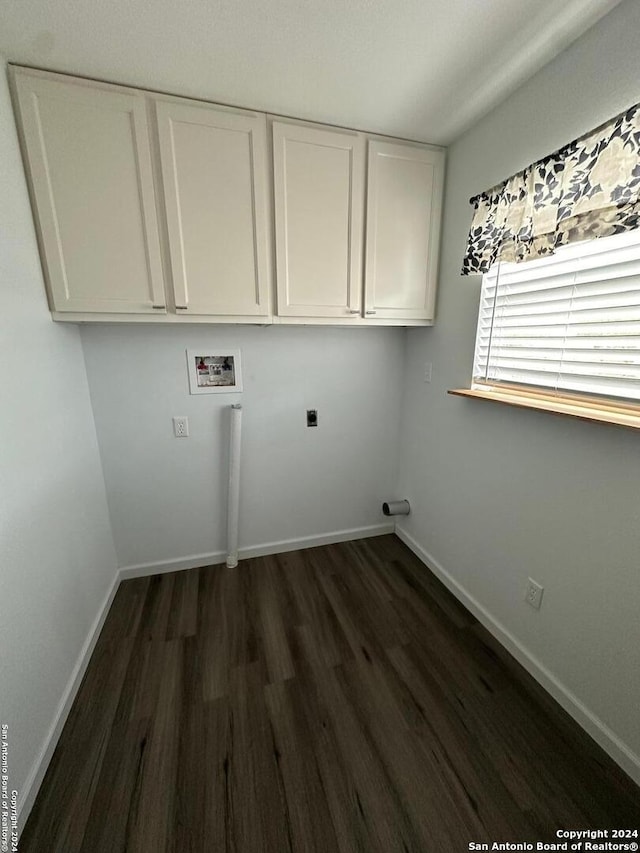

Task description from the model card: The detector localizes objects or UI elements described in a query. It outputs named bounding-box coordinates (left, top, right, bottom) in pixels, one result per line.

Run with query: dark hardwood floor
left=21, top=535, right=640, bottom=851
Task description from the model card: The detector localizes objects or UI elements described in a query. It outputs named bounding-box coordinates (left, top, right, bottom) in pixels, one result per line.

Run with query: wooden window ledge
left=448, top=387, right=640, bottom=431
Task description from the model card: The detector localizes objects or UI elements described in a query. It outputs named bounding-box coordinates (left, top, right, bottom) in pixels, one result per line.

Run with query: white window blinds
left=472, top=229, right=640, bottom=403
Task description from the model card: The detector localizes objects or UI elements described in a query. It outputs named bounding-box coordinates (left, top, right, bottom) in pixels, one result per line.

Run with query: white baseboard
left=118, top=522, right=395, bottom=579
left=17, top=569, right=121, bottom=831
left=119, top=549, right=227, bottom=579
left=395, top=524, right=640, bottom=788
left=237, top=523, right=395, bottom=560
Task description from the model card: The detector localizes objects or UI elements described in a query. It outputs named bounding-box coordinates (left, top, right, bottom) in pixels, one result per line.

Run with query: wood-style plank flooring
left=21, top=535, right=640, bottom=851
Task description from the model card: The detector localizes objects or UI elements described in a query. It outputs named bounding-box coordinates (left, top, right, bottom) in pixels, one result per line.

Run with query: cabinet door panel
left=365, top=141, right=444, bottom=321
left=156, top=101, right=271, bottom=317
left=14, top=71, right=165, bottom=313
left=273, top=122, right=364, bottom=317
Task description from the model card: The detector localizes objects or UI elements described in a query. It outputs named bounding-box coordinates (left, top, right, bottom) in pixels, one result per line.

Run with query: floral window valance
left=461, top=102, right=640, bottom=275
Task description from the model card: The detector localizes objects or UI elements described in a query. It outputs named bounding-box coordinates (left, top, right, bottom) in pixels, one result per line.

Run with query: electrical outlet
left=424, top=362, right=433, bottom=383
left=306, top=409, right=318, bottom=427
left=525, top=578, right=544, bottom=610
left=173, top=416, right=189, bottom=438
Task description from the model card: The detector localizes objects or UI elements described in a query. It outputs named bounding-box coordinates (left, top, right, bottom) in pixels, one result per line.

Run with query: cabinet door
left=156, top=101, right=271, bottom=317
left=13, top=70, right=166, bottom=314
left=273, top=122, right=364, bottom=318
left=364, top=141, right=444, bottom=321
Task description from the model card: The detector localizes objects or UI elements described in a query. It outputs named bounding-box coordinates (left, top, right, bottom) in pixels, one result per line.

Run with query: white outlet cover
left=172, top=416, right=189, bottom=437
left=525, top=577, right=544, bottom=610
left=424, top=362, right=432, bottom=383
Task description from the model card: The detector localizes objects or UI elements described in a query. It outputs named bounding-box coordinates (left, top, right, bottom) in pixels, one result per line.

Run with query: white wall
left=80, top=324, right=403, bottom=570
left=397, top=0, right=640, bottom=783
left=0, top=59, right=117, bottom=818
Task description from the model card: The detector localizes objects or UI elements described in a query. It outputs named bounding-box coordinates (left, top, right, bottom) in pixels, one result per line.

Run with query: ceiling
left=0, top=0, right=622, bottom=145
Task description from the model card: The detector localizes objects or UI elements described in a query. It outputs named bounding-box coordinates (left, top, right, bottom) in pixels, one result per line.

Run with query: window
left=471, top=229, right=640, bottom=407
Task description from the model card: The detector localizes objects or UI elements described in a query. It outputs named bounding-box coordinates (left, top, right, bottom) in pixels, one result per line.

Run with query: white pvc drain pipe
left=226, top=404, right=242, bottom=568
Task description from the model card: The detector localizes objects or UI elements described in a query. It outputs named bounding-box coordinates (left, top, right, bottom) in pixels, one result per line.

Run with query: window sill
left=448, top=386, right=640, bottom=431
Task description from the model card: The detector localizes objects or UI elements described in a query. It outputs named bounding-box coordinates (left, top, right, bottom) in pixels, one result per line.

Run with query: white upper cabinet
left=13, top=69, right=166, bottom=314
left=272, top=121, right=365, bottom=318
left=364, top=140, right=445, bottom=322
left=11, top=66, right=445, bottom=326
left=272, top=123, right=444, bottom=325
left=155, top=100, right=272, bottom=317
